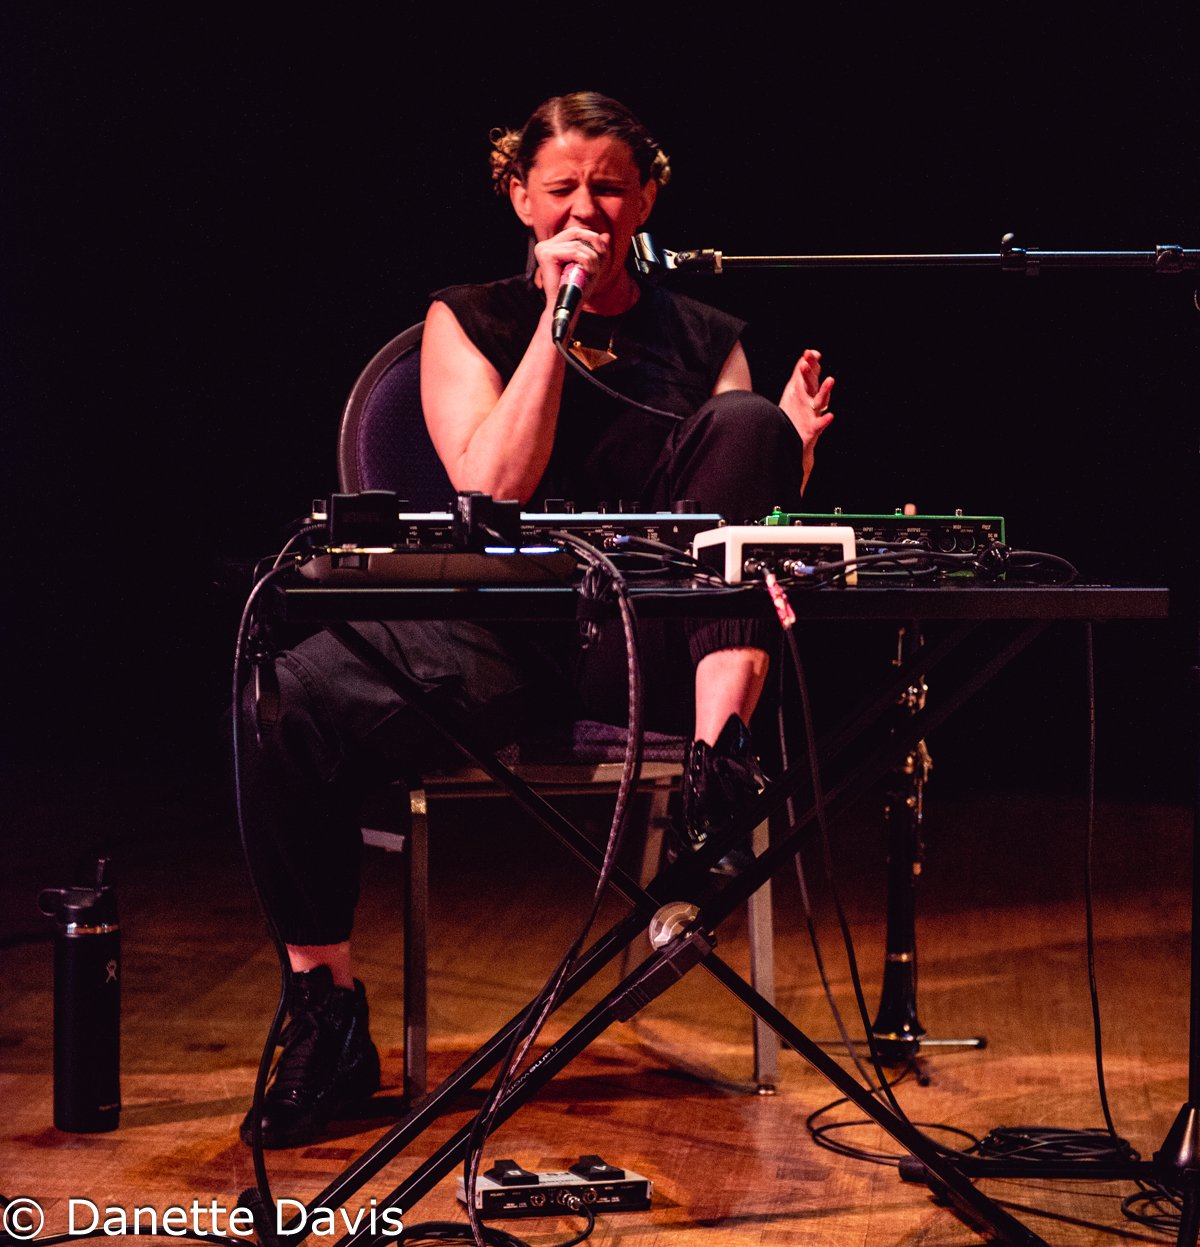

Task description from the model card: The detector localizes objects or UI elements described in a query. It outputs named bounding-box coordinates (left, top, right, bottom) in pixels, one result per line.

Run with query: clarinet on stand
left=870, top=621, right=986, bottom=1081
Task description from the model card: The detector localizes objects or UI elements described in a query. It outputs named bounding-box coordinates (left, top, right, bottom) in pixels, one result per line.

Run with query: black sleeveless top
left=432, top=274, right=745, bottom=509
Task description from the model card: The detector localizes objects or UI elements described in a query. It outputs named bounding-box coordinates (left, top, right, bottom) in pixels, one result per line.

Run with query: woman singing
left=240, top=90, right=835, bottom=1149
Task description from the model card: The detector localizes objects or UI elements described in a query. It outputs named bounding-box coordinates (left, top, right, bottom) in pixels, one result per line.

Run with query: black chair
left=339, top=323, right=779, bottom=1100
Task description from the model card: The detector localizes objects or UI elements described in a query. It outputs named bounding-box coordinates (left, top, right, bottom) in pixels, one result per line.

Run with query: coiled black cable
left=458, top=531, right=641, bottom=1247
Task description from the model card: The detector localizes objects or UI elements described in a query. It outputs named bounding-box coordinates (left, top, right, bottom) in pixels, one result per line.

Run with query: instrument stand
left=897, top=641, right=1200, bottom=1247
left=869, top=623, right=986, bottom=1082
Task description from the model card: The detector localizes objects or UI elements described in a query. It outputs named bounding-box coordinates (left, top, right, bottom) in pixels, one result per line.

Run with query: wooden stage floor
left=1, top=756, right=1193, bottom=1246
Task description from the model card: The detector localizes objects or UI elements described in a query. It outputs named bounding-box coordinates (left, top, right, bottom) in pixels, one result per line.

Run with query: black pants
left=241, top=391, right=807, bottom=944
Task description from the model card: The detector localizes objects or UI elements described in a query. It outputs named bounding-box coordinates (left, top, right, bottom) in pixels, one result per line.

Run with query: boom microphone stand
left=634, top=229, right=1200, bottom=1243
left=633, top=231, right=1199, bottom=278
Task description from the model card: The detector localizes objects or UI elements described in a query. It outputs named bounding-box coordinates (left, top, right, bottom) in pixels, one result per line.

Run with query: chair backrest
left=337, top=322, right=456, bottom=511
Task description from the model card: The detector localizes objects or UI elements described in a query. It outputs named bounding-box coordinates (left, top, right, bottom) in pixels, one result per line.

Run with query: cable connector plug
left=763, top=570, right=797, bottom=630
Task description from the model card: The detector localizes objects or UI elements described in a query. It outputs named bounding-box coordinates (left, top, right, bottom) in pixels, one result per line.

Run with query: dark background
left=3, top=7, right=1197, bottom=801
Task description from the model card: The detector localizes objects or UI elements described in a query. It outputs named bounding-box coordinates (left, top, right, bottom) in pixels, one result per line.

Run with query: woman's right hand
left=532, top=226, right=610, bottom=310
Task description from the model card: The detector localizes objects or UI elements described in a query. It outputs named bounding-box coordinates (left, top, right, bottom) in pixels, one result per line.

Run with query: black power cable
left=773, top=639, right=879, bottom=1090
left=230, top=554, right=311, bottom=1225
left=726, top=575, right=984, bottom=1165
left=779, top=618, right=938, bottom=1126
left=785, top=542, right=1079, bottom=589
left=777, top=599, right=1163, bottom=1230
left=970, top=624, right=1181, bottom=1230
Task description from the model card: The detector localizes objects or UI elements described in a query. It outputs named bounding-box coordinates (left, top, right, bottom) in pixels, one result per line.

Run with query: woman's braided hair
left=489, top=91, right=671, bottom=197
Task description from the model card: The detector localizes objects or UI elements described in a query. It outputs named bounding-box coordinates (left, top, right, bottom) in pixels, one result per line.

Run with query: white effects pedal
left=692, top=525, right=858, bottom=585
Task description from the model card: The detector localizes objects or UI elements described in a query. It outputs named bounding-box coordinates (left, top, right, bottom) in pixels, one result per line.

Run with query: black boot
left=678, top=714, right=768, bottom=874
left=240, top=965, right=381, bottom=1149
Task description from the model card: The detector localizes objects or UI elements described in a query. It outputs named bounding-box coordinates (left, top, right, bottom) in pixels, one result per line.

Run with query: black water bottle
left=38, top=856, right=121, bottom=1132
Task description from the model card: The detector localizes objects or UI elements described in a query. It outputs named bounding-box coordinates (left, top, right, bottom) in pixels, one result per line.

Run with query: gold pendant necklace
left=568, top=331, right=618, bottom=371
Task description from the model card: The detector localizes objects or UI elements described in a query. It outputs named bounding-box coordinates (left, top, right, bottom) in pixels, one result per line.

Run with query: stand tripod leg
left=326, top=915, right=1051, bottom=1247
left=699, top=952, right=1048, bottom=1246
left=748, top=811, right=779, bottom=1092
left=1151, top=660, right=1200, bottom=1245
left=285, top=617, right=1055, bottom=1247
left=1156, top=1105, right=1200, bottom=1247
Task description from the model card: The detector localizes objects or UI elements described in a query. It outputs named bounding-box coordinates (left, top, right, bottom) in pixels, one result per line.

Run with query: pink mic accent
left=552, top=262, right=591, bottom=343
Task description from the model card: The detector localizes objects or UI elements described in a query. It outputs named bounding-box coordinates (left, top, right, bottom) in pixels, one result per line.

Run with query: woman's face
left=509, top=129, right=657, bottom=293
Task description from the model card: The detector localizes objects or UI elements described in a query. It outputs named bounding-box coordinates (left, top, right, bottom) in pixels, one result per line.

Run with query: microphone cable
left=458, top=530, right=643, bottom=1247
left=554, top=338, right=685, bottom=423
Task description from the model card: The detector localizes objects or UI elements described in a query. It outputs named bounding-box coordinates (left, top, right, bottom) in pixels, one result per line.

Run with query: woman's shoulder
left=427, top=273, right=540, bottom=379
left=632, top=283, right=746, bottom=370
left=645, top=283, right=746, bottom=338
left=431, top=273, right=539, bottom=320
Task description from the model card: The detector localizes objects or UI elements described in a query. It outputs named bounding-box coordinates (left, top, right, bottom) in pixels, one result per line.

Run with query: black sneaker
left=676, top=714, right=768, bottom=874
left=240, top=965, right=381, bottom=1149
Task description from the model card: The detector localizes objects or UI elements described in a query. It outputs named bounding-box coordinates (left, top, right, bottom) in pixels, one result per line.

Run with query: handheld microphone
left=551, top=263, right=589, bottom=344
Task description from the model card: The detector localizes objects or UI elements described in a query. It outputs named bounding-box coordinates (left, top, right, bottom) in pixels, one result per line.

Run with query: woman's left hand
left=779, top=349, right=835, bottom=492
left=780, top=349, right=835, bottom=448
